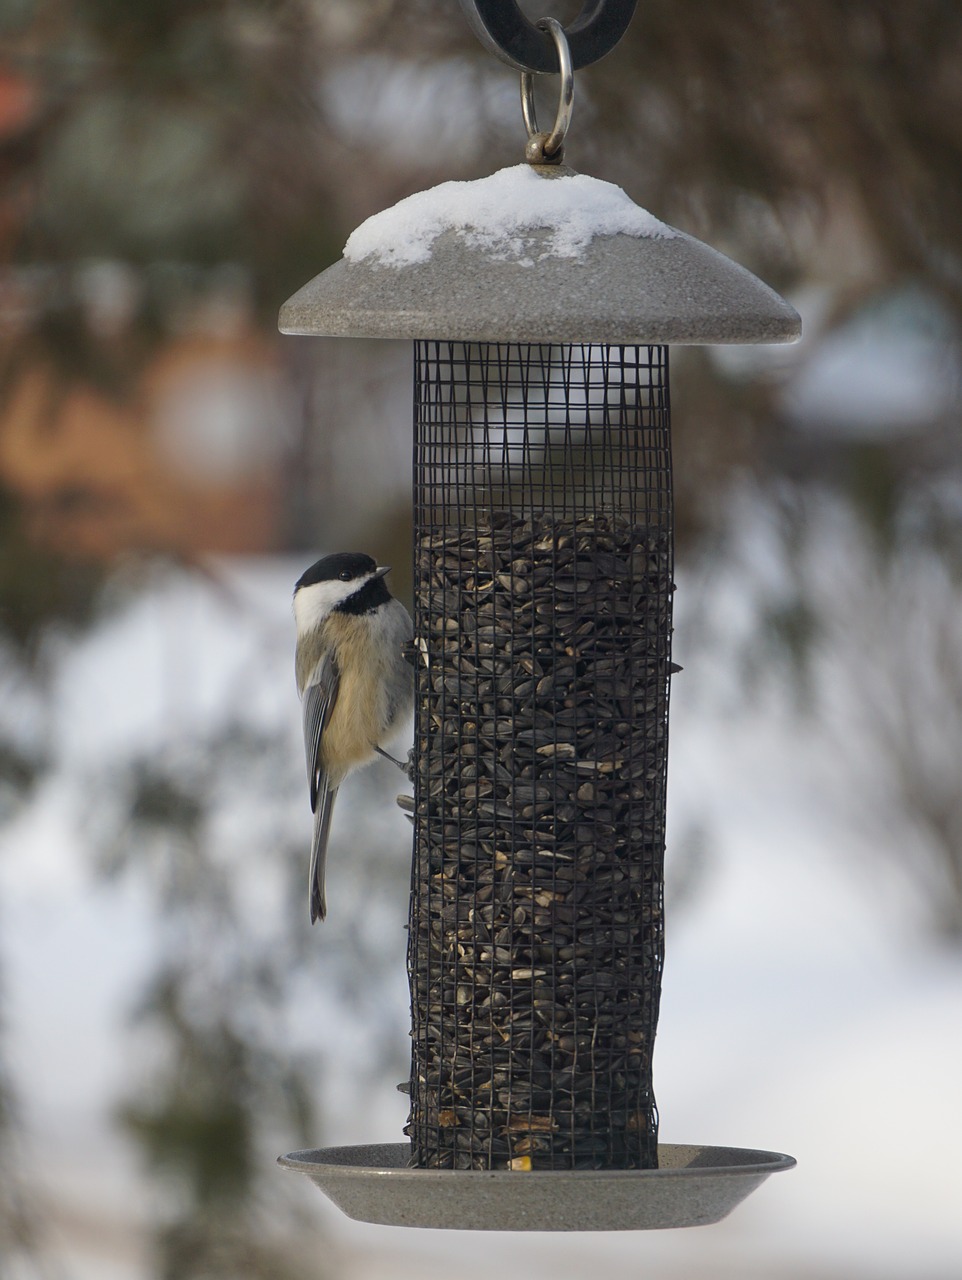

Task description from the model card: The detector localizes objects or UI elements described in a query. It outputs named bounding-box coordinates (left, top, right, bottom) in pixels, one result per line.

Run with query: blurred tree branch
left=3, top=2, right=960, bottom=331
left=1, top=0, right=958, bottom=557
left=99, top=728, right=325, bottom=1279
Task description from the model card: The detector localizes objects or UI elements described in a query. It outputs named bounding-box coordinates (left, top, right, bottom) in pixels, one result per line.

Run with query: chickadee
left=293, top=552, right=414, bottom=923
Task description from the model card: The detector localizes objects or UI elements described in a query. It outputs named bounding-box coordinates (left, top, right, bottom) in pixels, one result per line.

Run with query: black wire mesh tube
left=407, top=341, right=673, bottom=1170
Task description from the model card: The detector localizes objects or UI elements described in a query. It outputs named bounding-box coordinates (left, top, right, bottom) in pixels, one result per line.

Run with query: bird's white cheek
left=294, top=581, right=346, bottom=633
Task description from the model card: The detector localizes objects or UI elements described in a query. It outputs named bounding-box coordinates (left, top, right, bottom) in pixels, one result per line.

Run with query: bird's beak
left=374, top=564, right=391, bottom=579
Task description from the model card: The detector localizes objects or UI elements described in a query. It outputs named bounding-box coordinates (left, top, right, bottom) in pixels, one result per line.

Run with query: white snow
left=783, top=316, right=961, bottom=435
left=343, top=164, right=675, bottom=268
left=2, top=545, right=961, bottom=1278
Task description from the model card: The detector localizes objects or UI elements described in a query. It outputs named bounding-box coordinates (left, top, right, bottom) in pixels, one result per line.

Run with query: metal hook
left=521, top=19, right=574, bottom=165
left=459, top=0, right=637, bottom=74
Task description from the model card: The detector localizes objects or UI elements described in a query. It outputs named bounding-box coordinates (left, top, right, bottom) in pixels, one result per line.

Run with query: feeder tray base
left=278, top=1142, right=795, bottom=1231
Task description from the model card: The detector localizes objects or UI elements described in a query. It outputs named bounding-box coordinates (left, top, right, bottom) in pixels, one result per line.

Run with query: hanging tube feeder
left=279, top=3, right=798, bottom=1230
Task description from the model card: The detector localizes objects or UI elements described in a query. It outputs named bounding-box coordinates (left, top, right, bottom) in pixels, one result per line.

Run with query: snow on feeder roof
left=279, top=163, right=801, bottom=346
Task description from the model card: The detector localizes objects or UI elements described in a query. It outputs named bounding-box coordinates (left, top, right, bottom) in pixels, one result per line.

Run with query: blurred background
left=1, top=1, right=961, bottom=1277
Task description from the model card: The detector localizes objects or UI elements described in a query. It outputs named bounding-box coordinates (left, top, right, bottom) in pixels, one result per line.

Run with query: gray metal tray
left=279, top=1141, right=795, bottom=1231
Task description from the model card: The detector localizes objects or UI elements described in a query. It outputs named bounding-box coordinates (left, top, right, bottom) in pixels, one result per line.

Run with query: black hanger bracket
left=458, top=0, right=637, bottom=73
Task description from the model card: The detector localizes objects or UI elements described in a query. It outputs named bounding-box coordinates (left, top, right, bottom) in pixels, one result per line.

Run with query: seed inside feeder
left=408, top=506, right=672, bottom=1170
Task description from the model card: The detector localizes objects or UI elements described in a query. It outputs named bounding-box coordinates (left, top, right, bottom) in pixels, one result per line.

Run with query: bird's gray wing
left=302, top=654, right=340, bottom=924
left=303, top=654, right=339, bottom=812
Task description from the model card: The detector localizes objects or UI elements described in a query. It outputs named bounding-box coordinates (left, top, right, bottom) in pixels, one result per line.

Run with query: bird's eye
left=338, top=570, right=352, bottom=582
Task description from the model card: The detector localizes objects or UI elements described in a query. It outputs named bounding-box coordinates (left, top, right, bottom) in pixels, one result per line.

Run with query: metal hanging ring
left=520, top=19, right=574, bottom=164
left=459, top=0, right=637, bottom=73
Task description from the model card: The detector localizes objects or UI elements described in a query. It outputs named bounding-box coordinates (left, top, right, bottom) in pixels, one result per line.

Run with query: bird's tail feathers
left=310, top=781, right=338, bottom=924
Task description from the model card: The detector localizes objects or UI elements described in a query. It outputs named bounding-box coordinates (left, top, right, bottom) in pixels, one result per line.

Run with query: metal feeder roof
left=279, top=164, right=800, bottom=346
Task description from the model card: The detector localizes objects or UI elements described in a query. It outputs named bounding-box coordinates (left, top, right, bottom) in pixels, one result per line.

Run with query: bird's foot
left=375, top=745, right=417, bottom=782
left=374, top=745, right=406, bottom=771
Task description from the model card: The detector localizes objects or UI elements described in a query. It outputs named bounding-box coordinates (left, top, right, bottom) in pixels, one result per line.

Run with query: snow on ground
left=1, top=553, right=961, bottom=1279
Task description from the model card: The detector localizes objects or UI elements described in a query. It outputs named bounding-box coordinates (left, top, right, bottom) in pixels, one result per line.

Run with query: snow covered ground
left=1, top=549, right=960, bottom=1279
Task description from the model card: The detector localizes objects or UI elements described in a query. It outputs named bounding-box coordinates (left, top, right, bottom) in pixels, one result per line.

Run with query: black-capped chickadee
left=293, top=552, right=414, bottom=923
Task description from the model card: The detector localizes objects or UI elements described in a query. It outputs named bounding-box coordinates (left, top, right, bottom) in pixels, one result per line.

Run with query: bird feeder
left=278, top=2, right=797, bottom=1230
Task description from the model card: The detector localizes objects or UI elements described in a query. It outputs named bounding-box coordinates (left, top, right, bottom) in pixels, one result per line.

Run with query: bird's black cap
left=295, top=552, right=378, bottom=592
left=295, top=552, right=393, bottom=615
